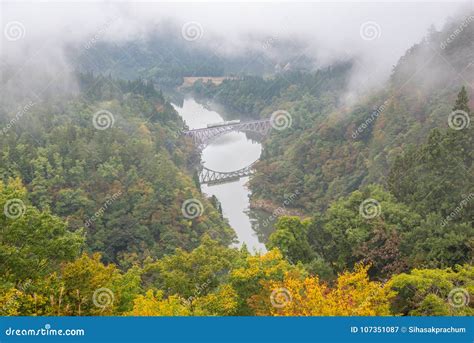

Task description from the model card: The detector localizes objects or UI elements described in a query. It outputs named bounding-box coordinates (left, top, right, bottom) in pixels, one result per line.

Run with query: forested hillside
left=1, top=9, right=472, bottom=318
left=251, top=19, right=473, bottom=213
left=0, top=74, right=234, bottom=267
left=2, top=193, right=472, bottom=316
left=192, top=63, right=352, bottom=119
left=192, top=15, right=473, bottom=214
left=2, top=62, right=472, bottom=318
left=75, top=37, right=224, bottom=87
left=73, top=30, right=312, bottom=88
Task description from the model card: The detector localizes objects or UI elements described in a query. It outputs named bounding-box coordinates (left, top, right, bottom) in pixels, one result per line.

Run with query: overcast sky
left=0, top=1, right=471, bottom=98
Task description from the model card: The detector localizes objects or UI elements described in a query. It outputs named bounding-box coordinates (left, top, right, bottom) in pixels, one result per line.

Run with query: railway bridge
left=182, top=119, right=272, bottom=150
left=183, top=119, right=272, bottom=184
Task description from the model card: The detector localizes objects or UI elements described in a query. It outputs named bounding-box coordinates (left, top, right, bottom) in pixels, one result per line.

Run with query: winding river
left=173, top=97, right=268, bottom=252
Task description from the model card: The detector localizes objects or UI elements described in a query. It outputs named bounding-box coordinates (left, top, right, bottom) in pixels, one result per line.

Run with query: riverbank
left=172, top=96, right=266, bottom=252
left=249, top=196, right=306, bottom=228
left=180, top=76, right=239, bottom=88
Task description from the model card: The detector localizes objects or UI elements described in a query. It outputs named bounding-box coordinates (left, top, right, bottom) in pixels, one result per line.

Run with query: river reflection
left=172, top=97, right=267, bottom=252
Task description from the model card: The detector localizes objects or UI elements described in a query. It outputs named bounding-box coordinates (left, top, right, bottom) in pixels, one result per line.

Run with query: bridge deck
left=199, top=162, right=257, bottom=184
left=184, top=120, right=268, bottom=184
left=183, top=119, right=271, bottom=133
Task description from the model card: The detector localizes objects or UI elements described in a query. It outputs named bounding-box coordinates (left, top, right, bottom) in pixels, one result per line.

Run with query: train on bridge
left=182, top=119, right=272, bottom=184
left=183, top=118, right=271, bottom=151
left=206, top=120, right=241, bottom=128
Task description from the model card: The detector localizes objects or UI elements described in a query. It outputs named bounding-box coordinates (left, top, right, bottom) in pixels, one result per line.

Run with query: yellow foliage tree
left=0, top=288, right=48, bottom=316
left=193, top=284, right=239, bottom=316
left=127, top=290, right=190, bottom=316
left=52, top=253, right=121, bottom=316
left=250, top=264, right=394, bottom=316
left=230, top=249, right=304, bottom=315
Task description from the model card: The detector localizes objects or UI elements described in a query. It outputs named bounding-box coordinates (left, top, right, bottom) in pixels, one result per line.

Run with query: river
left=172, top=97, right=269, bottom=252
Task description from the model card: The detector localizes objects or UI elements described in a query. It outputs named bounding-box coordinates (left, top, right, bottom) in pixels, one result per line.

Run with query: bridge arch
left=199, top=161, right=257, bottom=185
left=183, top=119, right=272, bottom=150
left=183, top=119, right=272, bottom=184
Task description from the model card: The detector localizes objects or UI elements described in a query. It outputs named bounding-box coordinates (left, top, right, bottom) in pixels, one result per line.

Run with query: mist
left=0, top=1, right=470, bottom=104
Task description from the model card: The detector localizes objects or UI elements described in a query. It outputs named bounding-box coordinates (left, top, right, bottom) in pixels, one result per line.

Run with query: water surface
left=173, top=97, right=267, bottom=252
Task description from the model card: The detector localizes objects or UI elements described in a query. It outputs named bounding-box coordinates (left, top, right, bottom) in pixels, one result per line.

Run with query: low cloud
left=0, top=1, right=469, bottom=102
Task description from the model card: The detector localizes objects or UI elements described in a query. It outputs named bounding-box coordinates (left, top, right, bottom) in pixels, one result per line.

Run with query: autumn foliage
left=249, top=265, right=394, bottom=316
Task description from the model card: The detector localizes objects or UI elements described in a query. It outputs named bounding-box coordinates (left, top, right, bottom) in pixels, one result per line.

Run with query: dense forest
left=192, top=16, right=474, bottom=215
left=192, top=63, right=352, bottom=119
left=1, top=12, right=473, bottom=317
left=0, top=74, right=234, bottom=267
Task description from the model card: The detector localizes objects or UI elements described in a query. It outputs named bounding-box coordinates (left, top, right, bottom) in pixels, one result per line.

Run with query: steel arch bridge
left=199, top=162, right=257, bottom=185
left=183, top=119, right=272, bottom=150
left=183, top=119, right=272, bottom=184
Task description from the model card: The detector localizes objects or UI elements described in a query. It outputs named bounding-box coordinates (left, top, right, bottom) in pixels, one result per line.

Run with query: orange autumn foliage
left=249, top=264, right=394, bottom=316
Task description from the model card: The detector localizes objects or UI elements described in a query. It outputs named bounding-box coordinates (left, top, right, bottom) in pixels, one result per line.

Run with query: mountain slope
left=248, top=14, right=474, bottom=213
left=0, top=74, right=235, bottom=266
